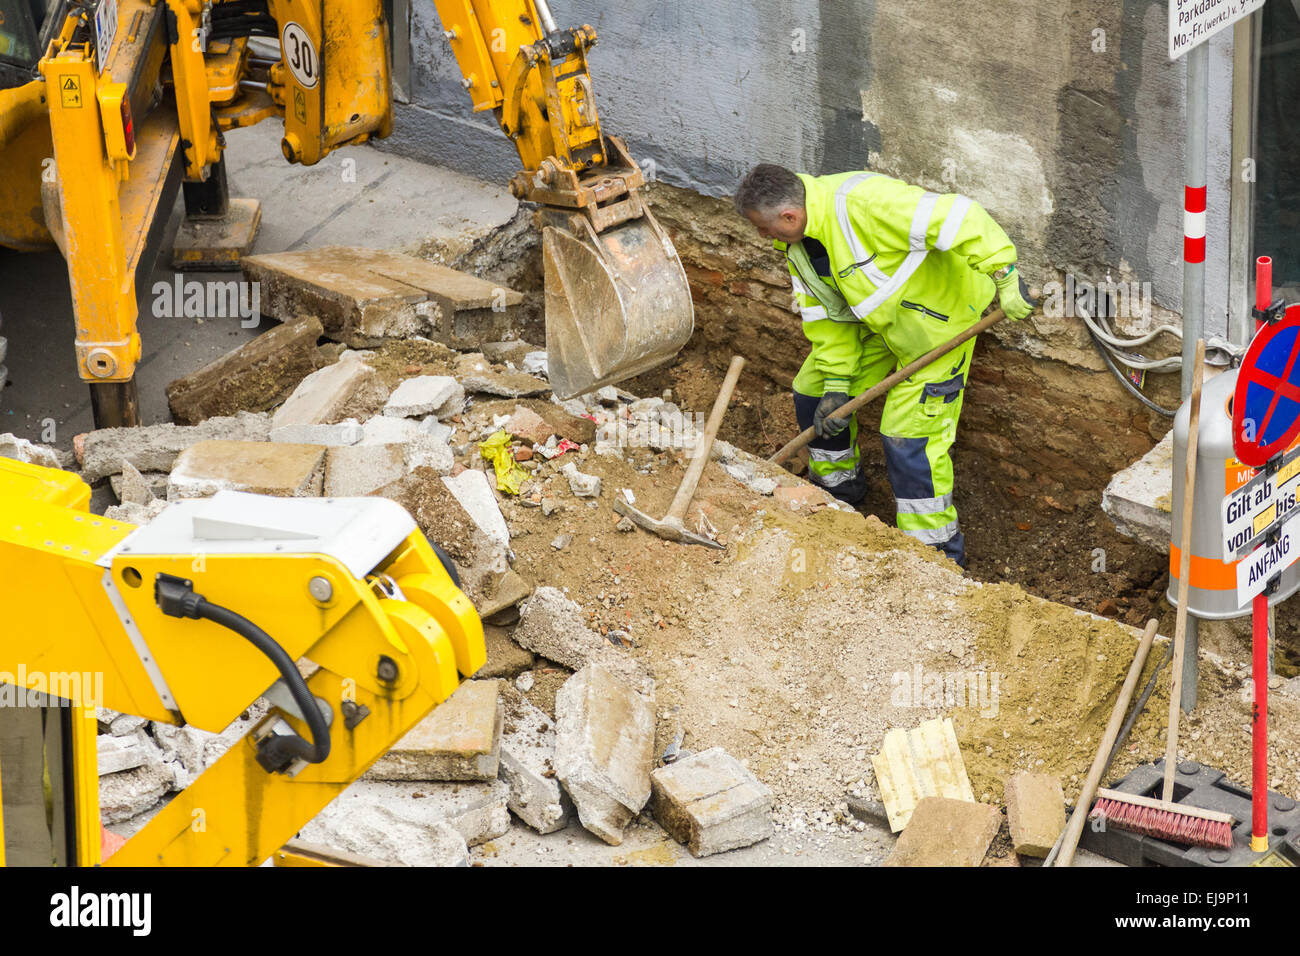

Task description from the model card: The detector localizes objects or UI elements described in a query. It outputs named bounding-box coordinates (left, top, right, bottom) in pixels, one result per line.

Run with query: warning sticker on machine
left=59, top=75, right=82, bottom=109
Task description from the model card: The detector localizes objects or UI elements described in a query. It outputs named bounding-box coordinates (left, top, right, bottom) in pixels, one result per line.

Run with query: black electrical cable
left=1087, top=321, right=1178, bottom=417
left=155, top=574, right=330, bottom=770
left=1104, top=637, right=1175, bottom=769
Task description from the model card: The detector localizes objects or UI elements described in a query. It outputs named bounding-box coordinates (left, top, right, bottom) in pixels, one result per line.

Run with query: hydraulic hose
left=155, top=574, right=331, bottom=770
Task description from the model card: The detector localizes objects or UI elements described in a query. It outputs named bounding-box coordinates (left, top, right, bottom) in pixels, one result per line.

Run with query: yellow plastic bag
left=479, top=429, right=528, bottom=495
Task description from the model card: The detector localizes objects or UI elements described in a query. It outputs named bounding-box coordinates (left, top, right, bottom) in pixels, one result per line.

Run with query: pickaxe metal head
left=613, top=498, right=725, bottom=549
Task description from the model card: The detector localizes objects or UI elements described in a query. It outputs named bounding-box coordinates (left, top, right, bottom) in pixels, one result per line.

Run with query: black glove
left=814, top=390, right=852, bottom=437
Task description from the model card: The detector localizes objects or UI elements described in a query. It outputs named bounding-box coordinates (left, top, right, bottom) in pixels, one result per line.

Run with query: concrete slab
left=883, top=797, right=1002, bottom=867
left=368, top=680, right=503, bottom=782
left=168, top=440, right=325, bottom=499
left=1102, top=429, right=1173, bottom=553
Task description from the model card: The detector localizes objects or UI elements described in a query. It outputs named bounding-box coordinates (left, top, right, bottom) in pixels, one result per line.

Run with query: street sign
left=1237, top=512, right=1300, bottom=605
left=1232, top=304, right=1300, bottom=467
left=1222, top=444, right=1300, bottom=557
left=1169, top=0, right=1266, bottom=59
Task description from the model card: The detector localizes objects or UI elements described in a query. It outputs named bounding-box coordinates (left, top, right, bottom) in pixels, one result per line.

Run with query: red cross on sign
left=1233, top=304, right=1300, bottom=467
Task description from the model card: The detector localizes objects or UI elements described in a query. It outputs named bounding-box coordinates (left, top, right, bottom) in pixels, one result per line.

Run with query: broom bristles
left=1089, top=796, right=1234, bottom=850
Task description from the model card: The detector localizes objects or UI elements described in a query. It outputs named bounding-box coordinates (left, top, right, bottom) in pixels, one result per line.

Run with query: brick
left=383, top=375, right=463, bottom=419
left=499, top=694, right=573, bottom=834
left=271, top=352, right=389, bottom=429
left=167, top=440, right=325, bottom=500
left=80, top=412, right=271, bottom=482
left=368, top=680, right=502, bottom=781
left=298, top=779, right=509, bottom=862
left=883, top=797, right=1002, bottom=867
left=166, top=316, right=328, bottom=425
left=505, top=406, right=552, bottom=445
left=554, top=664, right=656, bottom=846
left=324, top=444, right=408, bottom=497
left=651, top=748, right=774, bottom=857
left=1004, top=772, right=1066, bottom=858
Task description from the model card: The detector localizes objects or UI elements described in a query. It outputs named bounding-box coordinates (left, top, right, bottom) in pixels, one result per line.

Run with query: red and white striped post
left=1250, top=255, right=1272, bottom=853
left=1183, top=186, right=1207, bottom=267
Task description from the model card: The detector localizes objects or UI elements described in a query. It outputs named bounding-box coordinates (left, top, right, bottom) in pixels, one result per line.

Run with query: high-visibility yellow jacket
left=775, top=171, right=1018, bottom=384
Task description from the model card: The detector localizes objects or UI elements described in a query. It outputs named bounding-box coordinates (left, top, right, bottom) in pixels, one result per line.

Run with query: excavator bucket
left=543, top=206, right=694, bottom=399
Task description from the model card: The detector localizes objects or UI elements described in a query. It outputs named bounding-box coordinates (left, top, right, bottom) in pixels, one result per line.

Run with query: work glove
left=814, top=384, right=853, bottom=438
left=992, top=265, right=1036, bottom=321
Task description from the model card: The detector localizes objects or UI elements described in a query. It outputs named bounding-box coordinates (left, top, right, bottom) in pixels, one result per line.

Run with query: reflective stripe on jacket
left=777, top=171, right=1016, bottom=381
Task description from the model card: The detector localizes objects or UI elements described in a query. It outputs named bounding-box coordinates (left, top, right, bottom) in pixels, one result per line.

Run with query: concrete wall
left=384, top=0, right=1237, bottom=340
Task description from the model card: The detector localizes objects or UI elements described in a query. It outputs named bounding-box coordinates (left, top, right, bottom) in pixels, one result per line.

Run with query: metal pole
left=1179, top=41, right=1210, bottom=712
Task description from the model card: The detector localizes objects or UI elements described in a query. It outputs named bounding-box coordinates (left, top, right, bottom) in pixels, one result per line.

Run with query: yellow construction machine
left=0, top=0, right=692, bottom=426
left=0, top=455, right=486, bottom=865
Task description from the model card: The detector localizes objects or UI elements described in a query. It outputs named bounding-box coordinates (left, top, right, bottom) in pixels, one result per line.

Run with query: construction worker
left=734, top=164, right=1034, bottom=568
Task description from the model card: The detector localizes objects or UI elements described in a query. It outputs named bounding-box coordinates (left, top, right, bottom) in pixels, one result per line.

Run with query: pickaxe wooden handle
left=768, top=310, right=1007, bottom=465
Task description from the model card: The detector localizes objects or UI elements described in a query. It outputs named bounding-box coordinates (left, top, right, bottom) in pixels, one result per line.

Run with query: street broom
left=1086, top=340, right=1235, bottom=851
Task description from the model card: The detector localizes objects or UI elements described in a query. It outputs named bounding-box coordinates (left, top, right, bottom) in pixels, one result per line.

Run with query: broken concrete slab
left=324, top=443, right=408, bottom=497
left=477, top=624, right=536, bottom=679
left=372, top=468, right=506, bottom=606
left=384, top=375, right=463, bottom=419
left=513, top=587, right=654, bottom=696
left=368, top=680, right=503, bottom=782
left=270, top=420, right=364, bottom=446
left=0, top=433, right=65, bottom=469
left=165, top=316, right=328, bottom=425
left=651, top=747, right=774, bottom=857
left=554, top=663, right=656, bottom=846
left=455, top=353, right=549, bottom=398
left=481, top=340, right=540, bottom=366
left=243, top=246, right=525, bottom=349
left=80, top=411, right=272, bottom=482
left=883, top=797, right=1002, bottom=867
left=298, top=778, right=509, bottom=853
left=110, top=470, right=169, bottom=503
left=114, top=461, right=156, bottom=506
left=168, top=440, right=326, bottom=499
left=97, top=731, right=163, bottom=776
left=99, top=762, right=171, bottom=825
left=500, top=693, right=572, bottom=834
left=104, top=499, right=170, bottom=524
left=271, top=352, right=389, bottom=430
left=441, top=469, right=510, bottom=552
left=1102, top=429, right=1173, bottom=553
left=1004, top=771, right=1066, bottom=858
left=295, top=789, right=472, bottom=867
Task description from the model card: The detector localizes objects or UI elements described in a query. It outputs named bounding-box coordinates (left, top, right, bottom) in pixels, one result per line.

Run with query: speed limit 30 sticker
left=282, top=22, right=319, bottom=90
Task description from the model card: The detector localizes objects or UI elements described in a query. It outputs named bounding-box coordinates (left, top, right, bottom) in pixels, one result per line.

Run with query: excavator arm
left=433, top=0, right=693, bottom=398
left=0, top=457, right=485, bottom=866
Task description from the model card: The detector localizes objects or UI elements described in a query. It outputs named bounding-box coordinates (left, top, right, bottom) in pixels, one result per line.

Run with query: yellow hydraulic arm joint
left=0, top=460, right=485, bottom=867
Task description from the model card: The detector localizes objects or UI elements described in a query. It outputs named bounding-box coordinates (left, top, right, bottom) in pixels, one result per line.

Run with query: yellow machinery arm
left=432, top=0, right=694, bottom=399
left=0, top=457, right=485, bottom=866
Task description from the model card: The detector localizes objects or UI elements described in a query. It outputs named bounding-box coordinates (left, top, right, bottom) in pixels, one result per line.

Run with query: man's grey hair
left=734, top=164, right=804, bottom=216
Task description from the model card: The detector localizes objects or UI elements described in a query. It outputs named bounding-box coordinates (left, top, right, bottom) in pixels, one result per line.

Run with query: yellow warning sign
left=293, top=88, right=306, bottom=124
left=59, top=74, right=82, bottom=109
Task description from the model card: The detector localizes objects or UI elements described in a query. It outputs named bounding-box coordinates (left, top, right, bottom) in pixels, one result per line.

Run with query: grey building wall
left=383, top=0, right=1236, bottom=337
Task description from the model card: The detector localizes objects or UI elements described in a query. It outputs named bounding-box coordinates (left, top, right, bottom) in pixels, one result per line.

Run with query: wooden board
left=871, top=717, right=976, bottom=832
